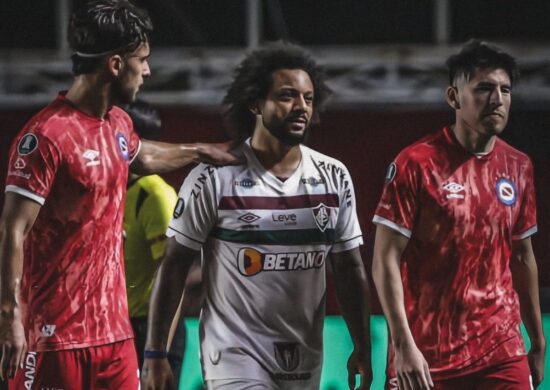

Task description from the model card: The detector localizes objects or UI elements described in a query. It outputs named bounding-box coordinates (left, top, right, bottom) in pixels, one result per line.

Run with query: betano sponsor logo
left=237, top=248, right=326, bottom=276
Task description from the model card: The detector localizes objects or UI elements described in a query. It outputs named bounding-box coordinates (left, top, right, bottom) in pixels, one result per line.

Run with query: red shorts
left=9, top=338, right=139, bottom=390
left=387, top=356, right=532, bottom=390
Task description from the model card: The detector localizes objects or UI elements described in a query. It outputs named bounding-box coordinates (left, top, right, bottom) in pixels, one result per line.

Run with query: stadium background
left=1, top=1, right=549, bottom=388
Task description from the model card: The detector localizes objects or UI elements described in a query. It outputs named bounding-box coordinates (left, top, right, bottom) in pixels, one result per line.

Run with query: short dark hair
left=446, top=40, right=519, bottom=86
left=68, top=0, right=153, bottom=75
left=223, top=42, right=331, bottom=141
left=121, top=100, right=162, bottom=139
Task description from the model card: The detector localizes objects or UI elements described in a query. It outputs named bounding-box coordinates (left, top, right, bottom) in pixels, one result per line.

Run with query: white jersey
left=168, top=139, right=363, bottom=383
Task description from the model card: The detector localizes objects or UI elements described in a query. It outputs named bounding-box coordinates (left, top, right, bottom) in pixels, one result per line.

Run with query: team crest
left=274, top=342, right=300, bottom=372
left=17, top=133, right=38, bottom=156
left=312, top=203, right=331, bottom=232
left=496, top=178, right=517, bottom=206
left=116, top=133, right=129, bottom=160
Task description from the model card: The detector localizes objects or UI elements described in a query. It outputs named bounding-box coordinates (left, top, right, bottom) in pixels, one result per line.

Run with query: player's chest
left=422, top=160, right=521, bottom=224
left=217, top=174, right=340, bottom=234
left=60, top=126, right=130, bottom=191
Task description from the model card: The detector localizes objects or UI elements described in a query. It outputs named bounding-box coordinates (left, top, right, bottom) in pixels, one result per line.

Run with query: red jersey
left=5, top=93, right=140, bottom=352
left=374, top=127, right=537, bottom=379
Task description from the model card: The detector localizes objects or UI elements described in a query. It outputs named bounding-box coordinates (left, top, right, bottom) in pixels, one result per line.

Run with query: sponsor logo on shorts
left=18, top=133, right=38, bottom=156
left=24, top=352, right=36, bottom=390
left=237, top=248, right=326, bottom=276
left=443, top=182, right=465, bottom=199
left=496, top=178, right=517, bottom=206
left=234, top=177, right=257, bottom=188
left=274, top=342, right=300, bottom=372
left=116, top=133, right=129, bottom=160
left=312, top=203, right=331, bottom=232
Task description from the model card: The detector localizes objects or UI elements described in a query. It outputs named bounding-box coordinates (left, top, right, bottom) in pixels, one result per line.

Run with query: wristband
left=144, top=350, right=168, bottom=359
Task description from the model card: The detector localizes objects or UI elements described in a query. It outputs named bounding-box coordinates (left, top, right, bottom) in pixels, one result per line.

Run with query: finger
left=0, top=345, right=10, bottom=381
left=9, top=345, right=22, bottom=378
left=348, top=368, right=356, bottom=389
left=19, top=342, right=27, bottom=369
left=424, top=363, right=434, bottom=388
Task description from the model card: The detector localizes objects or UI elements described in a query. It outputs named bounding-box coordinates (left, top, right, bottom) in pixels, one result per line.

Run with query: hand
left=0, top=307, right=27, bottom=380
left=394, top=342, right=433, bottom=390
left=347, top=348, right=372, bottom=389
left=141, top=358, right=175, bottom=390
left=196, top=142, right=243, bottom=166
left=528, top=341, right=546, bottom=388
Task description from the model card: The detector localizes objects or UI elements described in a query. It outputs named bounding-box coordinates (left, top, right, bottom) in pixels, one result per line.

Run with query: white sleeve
left=331, top=164, right=363, bottom=253
left=166, top=164, right=218, bottom=251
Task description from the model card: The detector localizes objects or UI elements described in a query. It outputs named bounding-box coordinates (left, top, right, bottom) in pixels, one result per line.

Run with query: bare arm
left=131, top=140, right=241, bottom=174
left=510, top=237, right=545, bottom=387
left=331, top=247, right=372, bottom=390
left=141, top=237, right=199, bottom=389
left=372, top=224, right=433, bottom=390
left=0, top=193, right=41, bottom=379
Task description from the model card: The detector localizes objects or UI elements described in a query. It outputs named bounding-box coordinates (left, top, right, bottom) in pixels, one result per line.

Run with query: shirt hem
left=30, top=333, right=134, bottom=352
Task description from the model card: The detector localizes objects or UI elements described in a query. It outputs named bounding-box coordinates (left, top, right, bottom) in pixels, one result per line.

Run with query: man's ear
left=249, top=102, right=261, bottom=115
left=445, top=86, right=460, bottom=110
left=107, top=54, right=124, bottom=76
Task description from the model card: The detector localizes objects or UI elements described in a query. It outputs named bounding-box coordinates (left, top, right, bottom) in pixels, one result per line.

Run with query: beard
left=262, top=116, right=308, bottom=146
left=111, top=74, right=137, bottom=106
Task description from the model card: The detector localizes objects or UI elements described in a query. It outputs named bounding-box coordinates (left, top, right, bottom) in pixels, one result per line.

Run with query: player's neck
left=250, top=129, right=302, bottom=179
left=65, top=75, right=113, bottom=119
left=452, top=123, right=497, bottom=154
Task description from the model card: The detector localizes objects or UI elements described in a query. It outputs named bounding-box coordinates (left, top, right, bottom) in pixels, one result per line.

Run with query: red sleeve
left=372, top=152, right=421, bottom=238
left=5, top=132, right=61, bottom=204
left=512, top=158, right=537, bottom=240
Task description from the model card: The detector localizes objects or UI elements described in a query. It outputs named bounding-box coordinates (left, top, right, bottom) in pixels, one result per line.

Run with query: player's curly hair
left=122, top=100, right=162, bottom=139
left=68, top=0, right=153, bottom=75
left=446, top=39, right=519, bottom=86
left=223, top=42, right=331, bottom=141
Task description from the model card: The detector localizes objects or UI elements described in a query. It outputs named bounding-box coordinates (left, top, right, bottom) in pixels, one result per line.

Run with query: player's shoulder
left=495, top=137, right=532, bottom=164
left=18, top=98, right=76, bottom=140
left=393, top=129, right=445, bottom=166
left=303, top=144, right=349, bottom=172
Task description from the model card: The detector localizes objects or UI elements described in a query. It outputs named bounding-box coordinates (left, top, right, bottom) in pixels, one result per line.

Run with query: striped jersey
left=374, top=127, right=537, bottom=379
left=167, top=139, right=363, bottom=382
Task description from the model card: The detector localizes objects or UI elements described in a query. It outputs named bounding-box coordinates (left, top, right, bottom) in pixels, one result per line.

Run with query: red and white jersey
left=374, top=127, right=537, bottom=379
left=168, top=139, right=363, bottom=382
left=4, top=93, right=140, bottom=351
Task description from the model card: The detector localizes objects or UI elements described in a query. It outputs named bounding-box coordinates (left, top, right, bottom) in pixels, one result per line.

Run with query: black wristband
left=144, top=350, right=168, bottom=359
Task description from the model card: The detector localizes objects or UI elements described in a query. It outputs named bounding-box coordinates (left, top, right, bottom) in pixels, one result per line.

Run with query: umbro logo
left=83, top=149, right=100, bottom=166
left=443, top=182, right=465, bottom=199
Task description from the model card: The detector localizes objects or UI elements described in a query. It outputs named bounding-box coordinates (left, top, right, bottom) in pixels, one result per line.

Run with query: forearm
left=372, top=256, right=414, bottom=348
left=510, top=243, right=545, bottom=349
left=331, top=249, right=371, bottom=353
left=132, top=140, right=200, bottom=174
left=146, top=248, right=194, bottom=351
left=0, top=224, right=24, bottom=316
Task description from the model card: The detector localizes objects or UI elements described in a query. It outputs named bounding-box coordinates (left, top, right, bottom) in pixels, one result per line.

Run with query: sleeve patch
left=17, top=133, right=38, bottom=155
left=173, top=198, right=185, bottom=218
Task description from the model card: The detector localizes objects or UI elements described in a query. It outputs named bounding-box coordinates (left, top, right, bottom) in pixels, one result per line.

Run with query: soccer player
left=372, top=40, right=545, bottom=389
left=141, top=42, right=372, bottom=390
left=0, top=1, right=238, bottom=389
